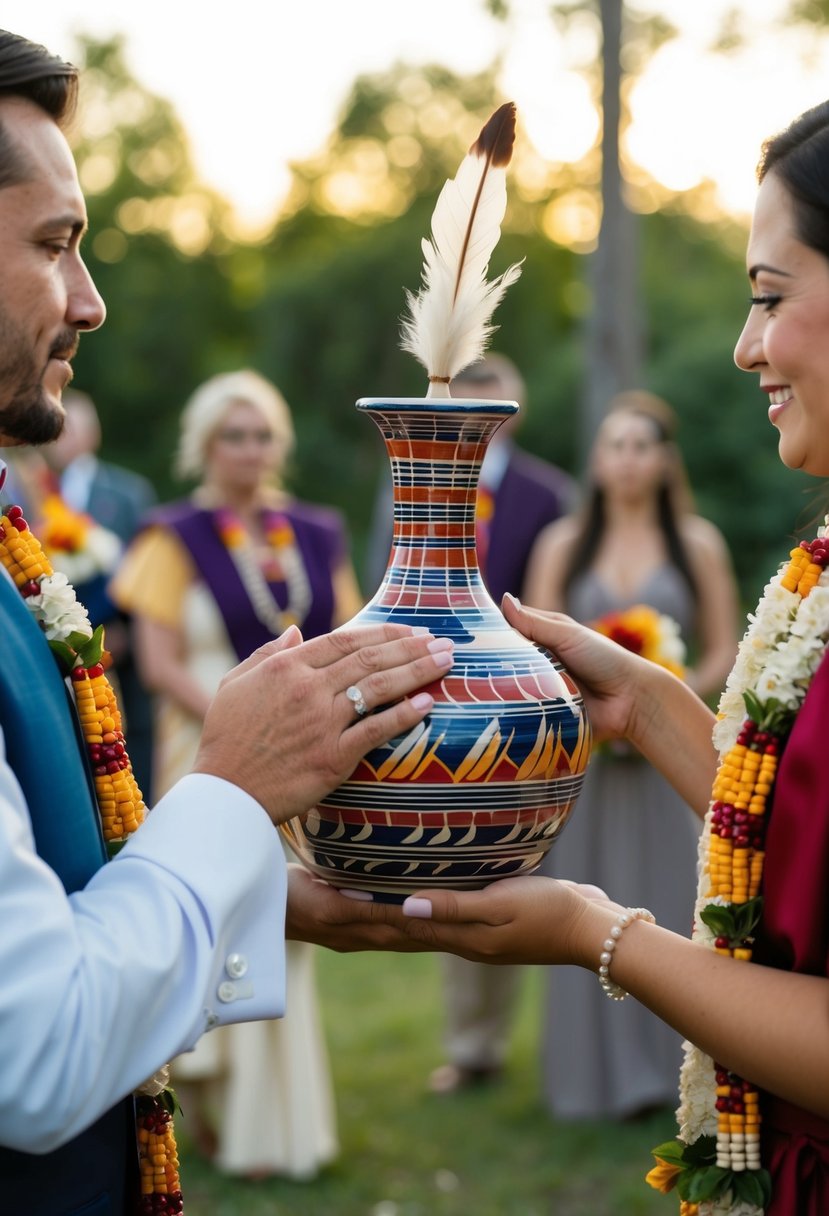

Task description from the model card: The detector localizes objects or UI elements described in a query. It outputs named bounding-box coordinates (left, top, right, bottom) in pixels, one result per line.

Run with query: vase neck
left=371, top=405, right=510, bottom=582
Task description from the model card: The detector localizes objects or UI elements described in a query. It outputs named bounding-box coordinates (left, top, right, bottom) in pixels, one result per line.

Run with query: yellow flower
left=645, top=1156, right=683, bottom=1194
left=40, top=493, right=90, bottom=554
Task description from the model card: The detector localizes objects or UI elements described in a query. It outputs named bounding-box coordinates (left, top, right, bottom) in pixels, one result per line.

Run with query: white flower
left=700, top=1200, right=763, bottom=1216
left=676, top=1042, right=717, bottom=1142
left=657, top=613, right=686, bottom=666
left=27, top=572, right=92, bottom=642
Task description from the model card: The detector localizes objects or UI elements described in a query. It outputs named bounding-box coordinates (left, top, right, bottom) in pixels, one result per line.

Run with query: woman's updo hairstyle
left=758, top=100, right=829, bottom=261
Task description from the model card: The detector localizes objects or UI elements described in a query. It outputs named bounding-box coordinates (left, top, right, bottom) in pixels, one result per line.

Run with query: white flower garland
left=675, top=524, right=829, bottom=1216
left=26, top=570, right=93, bottom=642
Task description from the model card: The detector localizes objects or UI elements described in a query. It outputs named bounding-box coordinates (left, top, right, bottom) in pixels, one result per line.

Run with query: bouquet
left=590, top=604, right=686, bottom=679
left=37, top=493, right=122, bottom=586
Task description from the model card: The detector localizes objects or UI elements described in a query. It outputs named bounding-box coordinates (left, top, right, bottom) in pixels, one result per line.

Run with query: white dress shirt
left=0, top=747, right=287, bottom=1153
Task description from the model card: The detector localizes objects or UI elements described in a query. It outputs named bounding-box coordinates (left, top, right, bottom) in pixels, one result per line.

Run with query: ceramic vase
left=281, top=397, right=591, bottom=900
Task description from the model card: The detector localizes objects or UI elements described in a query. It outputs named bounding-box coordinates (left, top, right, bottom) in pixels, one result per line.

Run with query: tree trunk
left=581, top=0, right=643, bottom=465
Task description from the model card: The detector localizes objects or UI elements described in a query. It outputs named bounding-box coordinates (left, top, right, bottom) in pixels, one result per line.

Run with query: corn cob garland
left=702, top=538, right=829, bottom=1180
left=136, top=1095, right=183, bottom=1214
left=0, top=503, right=182, bottom=1214
left=70, top=660, right=145, bottom=843
left=647, top=527, right=829, bottom=1216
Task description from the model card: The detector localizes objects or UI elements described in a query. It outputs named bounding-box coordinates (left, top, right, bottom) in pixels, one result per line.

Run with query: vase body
left=281, top=398, right=590, bottom=900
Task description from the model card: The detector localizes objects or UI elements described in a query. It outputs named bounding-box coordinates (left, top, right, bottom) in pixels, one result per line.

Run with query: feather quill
left=400, top=101, right=523, bottom=397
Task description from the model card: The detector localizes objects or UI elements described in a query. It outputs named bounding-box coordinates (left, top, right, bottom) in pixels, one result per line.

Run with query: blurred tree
left=60, top=35, right=811, bottom=602
left=67, top=35, right=257, bottom=499
left=489, top=1, right=676, bottom=463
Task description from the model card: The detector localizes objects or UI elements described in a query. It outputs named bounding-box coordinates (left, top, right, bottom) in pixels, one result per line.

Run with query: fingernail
left=433, top=649, right=453, bottom=668
left=410, top=692, right=434, bottom=712
left=427, top=636, right=454, bottom=653
left=411, top=625, right=431, bottom=636
left=403, top=896, right=433, bottom=919
left=503, top=592, right=521, bottom=610
left=339, top=888, right=374, bottom=901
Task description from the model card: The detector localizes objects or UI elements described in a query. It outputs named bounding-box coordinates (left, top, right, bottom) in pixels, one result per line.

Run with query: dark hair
left=758, top=100, right=829, bottom=260
left=0, top=29, right=78, bottom=188
left=561, top=394, right=700, bottom=605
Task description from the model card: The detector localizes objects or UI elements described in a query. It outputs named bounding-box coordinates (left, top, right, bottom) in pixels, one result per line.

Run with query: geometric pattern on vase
left=281, top=399, right=591, bottom=900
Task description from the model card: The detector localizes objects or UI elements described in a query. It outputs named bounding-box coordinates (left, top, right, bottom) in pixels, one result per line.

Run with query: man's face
left=0, top=97, right=105, bottom=447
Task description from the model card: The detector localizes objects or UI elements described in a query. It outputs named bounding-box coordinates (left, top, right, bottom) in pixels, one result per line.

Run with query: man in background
left=46, top=388, right=157, bottom=793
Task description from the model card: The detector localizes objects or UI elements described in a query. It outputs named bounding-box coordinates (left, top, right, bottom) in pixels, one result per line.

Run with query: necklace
left=0, top=501, right=183, bottom=1214
left=647, top=525, right=829, bottom=1216
left=213, top=504, right=311, bottom=636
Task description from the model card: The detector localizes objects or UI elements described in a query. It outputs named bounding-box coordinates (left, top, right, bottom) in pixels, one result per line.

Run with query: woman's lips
left=764, top=385, right=792, bottom=426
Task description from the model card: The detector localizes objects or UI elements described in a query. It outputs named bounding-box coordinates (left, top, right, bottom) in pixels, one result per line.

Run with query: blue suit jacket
left=0, top=572, right=135, bottom=1213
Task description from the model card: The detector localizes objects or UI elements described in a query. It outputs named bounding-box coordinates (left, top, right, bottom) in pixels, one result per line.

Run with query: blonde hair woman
left=111, top=368, right=362, bottom=1179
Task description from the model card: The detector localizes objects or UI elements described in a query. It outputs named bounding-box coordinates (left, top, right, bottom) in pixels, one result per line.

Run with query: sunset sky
left=4, top=1, right=829, bottom=231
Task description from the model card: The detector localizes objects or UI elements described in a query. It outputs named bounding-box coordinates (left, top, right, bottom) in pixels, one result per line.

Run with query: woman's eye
left=749, top=294, right=782, bottom=312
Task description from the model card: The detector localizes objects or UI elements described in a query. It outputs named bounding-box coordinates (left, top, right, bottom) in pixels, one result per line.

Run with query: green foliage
left=650, top=1133, right=771, bottom=1209
left=700, top=897, right=764, bottom=943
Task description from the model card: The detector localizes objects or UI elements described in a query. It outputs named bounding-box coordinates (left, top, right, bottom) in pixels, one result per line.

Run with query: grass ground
left=178, top=949, right=676, bottom=1215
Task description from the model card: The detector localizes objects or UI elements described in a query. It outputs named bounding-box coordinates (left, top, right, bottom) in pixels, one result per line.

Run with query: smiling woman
left=395, top=98, right=829, bottom=1216
left=735, top=117, right=829, bottom=475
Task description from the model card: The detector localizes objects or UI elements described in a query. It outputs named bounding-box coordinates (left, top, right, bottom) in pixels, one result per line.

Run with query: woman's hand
left=286, top=867, right=621, bottom=967
left=397, top=876, right=623, bottom=967
left=503, top=594, right=646, bottom=743
left=504, top=594, right=718, bottom=812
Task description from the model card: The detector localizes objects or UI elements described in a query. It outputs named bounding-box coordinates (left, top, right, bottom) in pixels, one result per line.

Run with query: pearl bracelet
left=597, top=907, right=655, bottom=1001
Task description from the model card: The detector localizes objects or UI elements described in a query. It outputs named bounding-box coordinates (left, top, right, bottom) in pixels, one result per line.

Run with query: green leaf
left=700, top=904, right=736, bottom=937
left=734, top=896, right=764, bottom=937
left=160, top=1086, right=181, bottom=1117
left=66, top=629, right=92, bottom=650
left=700, top=899, right=764, bottom=946
left=650, top=1139, right=687, bottom=1166
left=732, top=1168, right=773, bottom=1206
left=685, top=1165, right=730, bottom=1202
left=76, top=624, right=105, bottom=667
left=47, top=639, right=77, bottom=672
left=683, top=1134, right=717, bottom=1167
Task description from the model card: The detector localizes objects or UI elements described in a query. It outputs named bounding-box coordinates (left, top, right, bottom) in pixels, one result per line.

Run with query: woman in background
left=112, top=368, right=362, bottom=1179
left=523, top=391, right=740, bottom=1120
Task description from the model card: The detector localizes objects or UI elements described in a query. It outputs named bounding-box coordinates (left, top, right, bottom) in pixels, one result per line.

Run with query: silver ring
left=346, top=684, right=368, bottom=717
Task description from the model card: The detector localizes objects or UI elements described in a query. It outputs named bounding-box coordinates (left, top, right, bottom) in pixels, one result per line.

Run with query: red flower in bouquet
left=590, top=604, right=686, bottom=679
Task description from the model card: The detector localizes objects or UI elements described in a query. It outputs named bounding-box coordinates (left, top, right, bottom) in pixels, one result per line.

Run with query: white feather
left=400, top=104, right=523, bottom=395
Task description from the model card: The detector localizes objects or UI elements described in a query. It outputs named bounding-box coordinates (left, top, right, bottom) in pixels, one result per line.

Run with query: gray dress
left=540, top=565, right=701, bottom=1119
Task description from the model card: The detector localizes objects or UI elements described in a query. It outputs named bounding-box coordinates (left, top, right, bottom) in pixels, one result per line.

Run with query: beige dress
left=111, top=527, right=338, bottom=1178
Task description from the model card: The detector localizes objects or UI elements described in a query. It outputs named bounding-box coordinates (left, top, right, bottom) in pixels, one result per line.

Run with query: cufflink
left=225, top=953, right=248, bottom=979
left=217, top=979, right=254, bottom=1003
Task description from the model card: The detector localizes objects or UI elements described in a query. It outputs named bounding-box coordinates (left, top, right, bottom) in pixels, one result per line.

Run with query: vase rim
left=356, top=397, right=519, bottom=415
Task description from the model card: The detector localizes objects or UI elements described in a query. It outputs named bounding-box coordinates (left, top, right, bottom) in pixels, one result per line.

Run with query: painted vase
left=281, top=397, right=591, bottom=900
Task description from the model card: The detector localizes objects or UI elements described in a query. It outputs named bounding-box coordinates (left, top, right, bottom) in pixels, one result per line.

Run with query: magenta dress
left=755, top=649, right=829, bottom=1212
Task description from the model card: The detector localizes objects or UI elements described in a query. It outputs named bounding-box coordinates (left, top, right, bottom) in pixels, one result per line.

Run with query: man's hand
left=285, top=865, right=438, bottom=952
left=192, top=623, right=453, bottom=824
